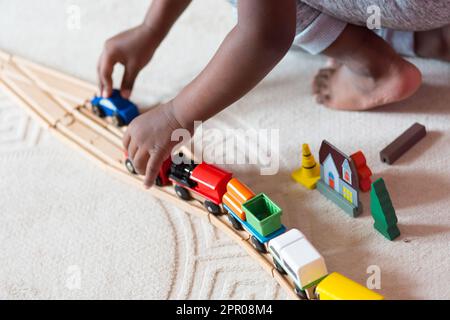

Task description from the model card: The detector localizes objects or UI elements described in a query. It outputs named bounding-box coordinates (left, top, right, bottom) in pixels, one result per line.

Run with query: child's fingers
left=128, top=140, right=139, bottom=163
left=96, top=60, right=104, bottom=97
left=144, top=151, right=164, bottom=189
left=98, top=52, right=115, bottom=98
left=122, top=130, right=131, bottom=150
left=133, top=148, right=150, bottom=175
left=120, top=64, right=139, bottom=99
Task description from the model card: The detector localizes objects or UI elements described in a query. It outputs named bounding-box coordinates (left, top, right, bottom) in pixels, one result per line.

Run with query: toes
left=312, top=67, right=336, bottom=105
left=316, top=94, right=331, bottom=105
left=312, top=68, right=333, bottom=94
left=317, top=68, right=335, bottom=78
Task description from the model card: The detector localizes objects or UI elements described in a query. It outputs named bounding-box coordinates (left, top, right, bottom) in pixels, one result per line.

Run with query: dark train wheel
left=273, top=258, right=286, bottom=275
left=295, top=285, right=308, bottom=300
left=227, top=213, right=243, bottom=230
left=125, top=159, right=137, bottom=174
left=174, top=185, right=190, bottom=200
left=204, top=200, right=221, bottom=215
left=112, top=113, right=124, bottom=127
left=155, top=176, right=163, bottom=187
left=251, top=236, right=266, bottom=253
left=92, top=105, right=105, bottom=118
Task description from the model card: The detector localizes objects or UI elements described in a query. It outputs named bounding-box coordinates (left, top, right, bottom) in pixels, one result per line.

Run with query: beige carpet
left=1, top=0, right=450, bottom=300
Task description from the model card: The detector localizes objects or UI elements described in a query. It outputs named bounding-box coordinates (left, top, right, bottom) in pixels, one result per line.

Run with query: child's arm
left=124, top=0, right=297, bottom=187
left=98, top=0, right=191, bottom=98
left=171, top=0, right=297, bottom=131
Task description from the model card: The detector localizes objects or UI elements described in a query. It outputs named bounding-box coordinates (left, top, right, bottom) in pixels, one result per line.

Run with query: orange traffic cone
left=292, top=143, right=320, bottom=190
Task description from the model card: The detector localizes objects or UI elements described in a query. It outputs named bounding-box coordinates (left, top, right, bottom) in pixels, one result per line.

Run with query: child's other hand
left=123, top=102, right=184, bottom=188
left=98, top=24, right=157, bottom=99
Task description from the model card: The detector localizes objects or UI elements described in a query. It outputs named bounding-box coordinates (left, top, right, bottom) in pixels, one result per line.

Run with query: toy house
left=317, top=140, right=362, bottom=217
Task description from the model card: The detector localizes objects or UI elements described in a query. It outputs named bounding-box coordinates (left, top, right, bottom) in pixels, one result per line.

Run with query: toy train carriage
left=125, top=152, right=172, bottom=187
left=315, top=272, right=384, bottom=300
left=268, top=229, right=328, bottom=299
left=168, top=158, right=232, bottom=215
left=222, top=178, right=286, bottom=253
left=125, top=152, right=232, bottom=214
left=267, top=230, right=384, bottom=300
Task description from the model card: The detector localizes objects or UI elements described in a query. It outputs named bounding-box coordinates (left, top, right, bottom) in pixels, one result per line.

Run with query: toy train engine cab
left=124, top=151, right=172, bottom=187
left=268, top=229, right=328, bottom=299
left=315, top=272, right=384, bottom=300
left=169, top=158, right=232, bottom=215
left=222, top=178, right=286, bottom=253
left=89, top=89, right=139, bottom=127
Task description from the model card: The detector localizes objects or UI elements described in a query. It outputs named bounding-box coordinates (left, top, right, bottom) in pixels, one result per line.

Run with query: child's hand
left=123, top=102, right=185, bottom=188
left=98, top=24, right=158, bottom=99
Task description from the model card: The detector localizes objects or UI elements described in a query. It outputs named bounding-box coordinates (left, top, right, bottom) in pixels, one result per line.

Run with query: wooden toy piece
left=222, top=178, right=286, bottom=254
left=315, top=272, right=384, bottom=300
left=169, top=160, right=232, bottom=215
left=380, top=122, right=426, bottom=164
left=222, top=178, right=255, bottom=221
left=350, top=151, right=373, bottom=192
left=0, top=57, right=33, bottom=85
left=76, top=106, right=125, bottom=140
left=72, top=108, right=124, bottom=148
left=370, top=178, right=400, bottom=241
left=56, top=119, right=124, bottom=170
left=89, top=89, right=139, bottom=127
left=12, top=55, right=97, bottom=105
left=291, top=143, right=320, bottom=189
left=242, top=194, right=282, bottom=237
left=125, top=152, right=172, bottom=187
left=317, top=140, right=362, bottom=217
left=0, top=78, right=50, bottom=129
left=316, top=181, right=362, bottom=217
left=268, top=229, right=328, bottom=300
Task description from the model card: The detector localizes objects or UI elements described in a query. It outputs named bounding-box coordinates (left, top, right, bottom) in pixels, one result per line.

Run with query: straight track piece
left=55, top=119, right=124, bottom=170
left=0, top=78, right=51, bottom=128
left=0, top=59, right=33, bottom=84
left=71, top=108, right=124, bottom=148
left=1, top=76, right=67, bottom=126
left=12, top=55, right=97, bottom=105
left=75, top=106, right=125, bottom=139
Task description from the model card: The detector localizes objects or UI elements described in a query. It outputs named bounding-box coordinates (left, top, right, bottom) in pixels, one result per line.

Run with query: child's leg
left=295, top=0, right=450, bottom=110
left=313, top=24, right=421, bottom=110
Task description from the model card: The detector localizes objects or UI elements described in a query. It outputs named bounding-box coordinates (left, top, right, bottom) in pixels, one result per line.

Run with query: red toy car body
left=177, top=163, right=232, bottom=205
left=124, top=151, right=172, bottom=187
left=167, top=160, right=232, bottom=214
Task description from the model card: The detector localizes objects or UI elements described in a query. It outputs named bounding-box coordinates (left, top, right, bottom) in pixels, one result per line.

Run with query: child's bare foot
left=313, top=25, right=422, bottom=110
left=415, top=25, right=450, bottom=61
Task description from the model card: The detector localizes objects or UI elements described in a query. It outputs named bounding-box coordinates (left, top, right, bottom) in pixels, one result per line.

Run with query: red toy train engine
left=125, top=153, right=232, bottom=215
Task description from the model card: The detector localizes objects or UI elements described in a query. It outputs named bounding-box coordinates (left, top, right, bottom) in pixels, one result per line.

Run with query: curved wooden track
left=0, top=50, right=301, bottom=300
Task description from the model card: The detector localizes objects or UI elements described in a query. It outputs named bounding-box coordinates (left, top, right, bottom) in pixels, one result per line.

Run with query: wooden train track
left=0, top=50, right=300, bottom=300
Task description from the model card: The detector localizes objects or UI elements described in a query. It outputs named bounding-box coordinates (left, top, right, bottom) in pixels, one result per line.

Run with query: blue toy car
left=90, top=89, right=139, bottom=127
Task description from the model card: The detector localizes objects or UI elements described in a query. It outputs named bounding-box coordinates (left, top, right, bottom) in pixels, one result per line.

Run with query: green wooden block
left=370, top=178, right=400, bottom=240
left=242, top=193, right=282, bottom=237
left=374, top=223, right=400, bottom=241
left=317, top=180, right=362, bottom=217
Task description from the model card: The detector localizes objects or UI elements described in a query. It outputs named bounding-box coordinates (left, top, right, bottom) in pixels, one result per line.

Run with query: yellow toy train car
left=315, top=272, right=384, bottom=300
